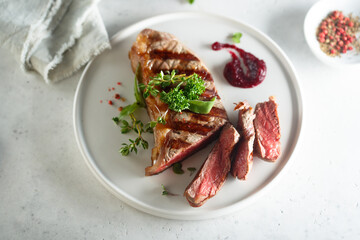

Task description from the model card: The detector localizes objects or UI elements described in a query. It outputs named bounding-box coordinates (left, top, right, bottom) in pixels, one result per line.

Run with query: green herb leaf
left=117, top=111, right=168, bottom=156
left=112, top=117, right=120, bottom=125
left=141, top=71, right=211, bottom=113
left=161, top=184, right=178, bottom=196
left=119, top=138, right=138, bottom=156
left=115, top=67, right=213, bottom=157
left=232, top=32, right=243, bottom=43
left=184, top=73, right=206, bottom=100
left=117, top=102, right=139, bottom=120
left=138, top=83, right=146, bottom=91
left=188, top=0, right=195, bottom=4
left=187, top=167, right=197, bottom=176
left=161, top=184, right=168, bottom=195
left=160, top=84, right=190, bottom=112
left=172, top=162, right=184, bottom=174
left=134, top=65, right=146, bottom=108
left=119, top=120, right=131, bottom=133
left=141, top=139, right=149, bottom=149
left=145, top=122, right=155, bottom=132
left=188, top=97, right=216, bottom=114
left=114, top=65, right=145, bottom=122
left=150, top=88, right=159, bottom=97
left=157, top=116, right=166, bottom=125
left=119, top=147, right=130, bottom=156
left=149, top=121, right=157, bottom=128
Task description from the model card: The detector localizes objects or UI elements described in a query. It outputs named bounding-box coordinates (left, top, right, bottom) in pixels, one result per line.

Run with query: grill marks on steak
left=253, top=96, right=281, bottom=161
left=184, top=123, right=240, bottom=207
left=129, top=29, right=228, bottom=176
left=150, top=50, right=199, bottom=62
left=231, top=101, right=256, bottom=180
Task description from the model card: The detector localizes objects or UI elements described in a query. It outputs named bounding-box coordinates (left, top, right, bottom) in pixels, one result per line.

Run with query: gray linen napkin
left=0, top=0, right=110, bottom=83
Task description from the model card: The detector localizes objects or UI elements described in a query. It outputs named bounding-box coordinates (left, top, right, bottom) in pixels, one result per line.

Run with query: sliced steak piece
left=231, top=101, right=255, bottom=180
left=129, top=29, right=228, bottom=176
left=184, top=123, right=240, bottom=207
left=253, top=96, right=281, bottom=161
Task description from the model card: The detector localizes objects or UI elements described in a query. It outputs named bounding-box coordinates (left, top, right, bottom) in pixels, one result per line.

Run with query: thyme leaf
left=187, top=167, right=197, bottom=176
left=172, top=162, right=184, bottom=174
left=161, top=184, right=178, bottom=196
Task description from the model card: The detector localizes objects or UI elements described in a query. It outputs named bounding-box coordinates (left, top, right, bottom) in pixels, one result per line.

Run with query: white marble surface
left=1, top=0, right=360, bottom=239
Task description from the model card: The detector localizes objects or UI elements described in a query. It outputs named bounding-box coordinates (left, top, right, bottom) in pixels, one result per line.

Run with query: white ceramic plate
left=304, top=0, right=360, bottom=67
left=73, top=12, right=303, bottom=220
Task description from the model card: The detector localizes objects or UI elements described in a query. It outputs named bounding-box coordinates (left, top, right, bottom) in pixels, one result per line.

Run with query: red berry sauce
left=212, top=42, right=266, bottom=88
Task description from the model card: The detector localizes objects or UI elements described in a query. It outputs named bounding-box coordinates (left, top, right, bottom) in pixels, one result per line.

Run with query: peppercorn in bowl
left=304, top=0, right=360, bottom=67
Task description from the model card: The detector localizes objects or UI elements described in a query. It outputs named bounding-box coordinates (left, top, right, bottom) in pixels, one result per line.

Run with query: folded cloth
left=0, top=0, right=110, bottom=83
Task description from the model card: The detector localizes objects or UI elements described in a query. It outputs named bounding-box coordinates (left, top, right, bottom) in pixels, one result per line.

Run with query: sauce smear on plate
left=212, top=42, right=266, bottom=88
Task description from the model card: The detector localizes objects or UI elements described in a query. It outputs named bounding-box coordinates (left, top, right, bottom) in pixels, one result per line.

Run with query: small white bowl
left=304, top=0, right=360, bottom=67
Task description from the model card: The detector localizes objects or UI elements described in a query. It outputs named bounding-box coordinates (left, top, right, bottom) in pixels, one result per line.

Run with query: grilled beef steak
left=231, top=101, right=255, bottom=180
left=129, top=29, right=228, bottom=176
left=184, top=123, right=240, bottom=207
left=253, top=96, right=281, bottom=161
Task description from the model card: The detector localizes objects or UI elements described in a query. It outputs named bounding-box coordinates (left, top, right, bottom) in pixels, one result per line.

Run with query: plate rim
left=73, top=11, right=304, bottom=220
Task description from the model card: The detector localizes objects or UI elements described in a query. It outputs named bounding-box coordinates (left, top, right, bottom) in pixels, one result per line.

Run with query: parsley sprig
left=140, top=70, right=215, bottom=114
left=139, top=70, right=204, bottom=99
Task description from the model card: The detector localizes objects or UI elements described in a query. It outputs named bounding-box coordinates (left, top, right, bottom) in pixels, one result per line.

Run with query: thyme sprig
left=118, top=115, right=165, bottom=156
left=114, top=65, right=166, bottom=156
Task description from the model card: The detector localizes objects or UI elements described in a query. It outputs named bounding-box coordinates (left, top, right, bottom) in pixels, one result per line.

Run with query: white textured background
left=1, top=0, right=360, bottom=239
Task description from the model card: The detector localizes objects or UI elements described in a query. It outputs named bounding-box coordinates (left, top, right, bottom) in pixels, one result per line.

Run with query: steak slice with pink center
left=253, top=96, right=281, bottom=161
left=184, top=123, right=240, bottom=207
left=231, top=101, right=255, bottom=180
